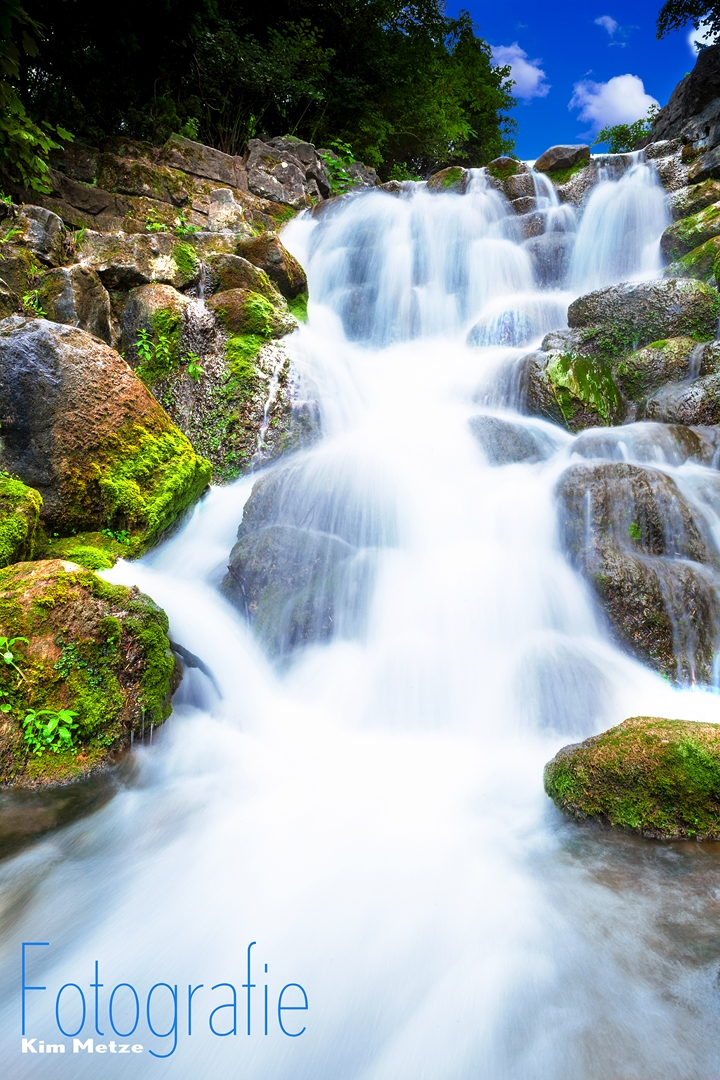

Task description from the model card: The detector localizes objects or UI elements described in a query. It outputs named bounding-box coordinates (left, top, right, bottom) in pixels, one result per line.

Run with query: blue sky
left=446, top=0, right=710, bottom=159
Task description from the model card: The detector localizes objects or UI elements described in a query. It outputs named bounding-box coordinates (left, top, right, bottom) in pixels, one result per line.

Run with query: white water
left=2, top=161, right=720, bottom=1078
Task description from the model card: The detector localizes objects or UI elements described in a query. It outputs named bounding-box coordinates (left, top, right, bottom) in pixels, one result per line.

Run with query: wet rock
left=544, top=716, right=720, bottom=840
left=35, top=265, right=112, bottom=343
left=0, top=559, right=178, bottom=789
left=235, top=235, right=307, bottom=299
left=556, top=461, right=719, bottom=681
left=567, top=279, right=720, bottom=357
left=486, top=157, right=526, bottom=183
left=534, top=144, right=590, bottom=173
left=663, top=236, right=720, bottom=280
left=505, top=172, right=535, bottom=199
left=510, top=196, right=537, bottom=215
left=571, top=422, right=720, bottom=468
left=468, top=414, right=549, bottom=464
left=523, top=233, right=573, bottom=288
left=521, top=350, right=624, bottom=432
left=206, top=288, right=295, bottom=337
left=0, top=317, right=211, bottom=545
left=0, top=249, right=44, bottom=317
left=0, top=474, right=42, bottom=567
left=668, top=178, right=720, bottom=220
left=614, top=337, right=703, bottom=401
left=427, top=167, right=468, bottom=193
left=660, top=201, right=720, bottom=261
left=644, top=373, right=720, bottom=425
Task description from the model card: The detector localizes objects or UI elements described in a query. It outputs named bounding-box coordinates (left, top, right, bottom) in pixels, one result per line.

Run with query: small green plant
left=174, top=211, right=199, bottom=235
left=22, top=289, right=46, bottom=317
left=0, top=636, right=28, bottom=681
left=628, top=521, right=641, bottom=541
left=176, top=117, right=200, bottom=140
left=23, top=708, right=78, bottom=756
left=136, top=326, right=172, bottom=370
left=145, top=211, right=169, bottom=233
left=0, top=193, right=12, bottom=206
left=73, top=224, right=87, bottom=247
left=388, top=162, right=422, bottom=182
left=318, top=140, right=362, bottom=195
left=185, top=354, right=206, bottom=383
left=101, top=528, right=132, bottom=545
left=592, top=106, right=660, bottom=154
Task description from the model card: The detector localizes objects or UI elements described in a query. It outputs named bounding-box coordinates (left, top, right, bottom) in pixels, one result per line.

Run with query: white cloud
left=595, top=15, right=618, bottom=36
left=569, top=74, right=659, bottom=131
left=491, top=43, right=550, bottom=100
left=688, top=20, right=716, bottom=53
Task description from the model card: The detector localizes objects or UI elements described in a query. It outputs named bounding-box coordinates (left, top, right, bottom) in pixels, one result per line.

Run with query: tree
left=656, top=0, right=720, bottom=41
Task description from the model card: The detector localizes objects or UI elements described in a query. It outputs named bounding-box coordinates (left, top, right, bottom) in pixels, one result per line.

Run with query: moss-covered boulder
left=534, top=144, right=590, bottom=174
left=235, top=235, right=307, bottom=299
left=614, top=337, right=703, bottom=401
left=663, top=236, right=720, bottom=281
left=121, top=283, right=188, bottom=375
left=644, top=372, right=720, bottom=425
left=8, top=205, right=68, bottom=267
left=567, top=279, right=720, bottom=360
left=205, top=254, right=281, bottom=300
left=545, top=717, right=720, bottom=839
left=207, top=288, right=295, bottom=337
left=556, top=462, right=719, bottom=682
left=522, top=349, right=624, bottom=432
left=426, top=167, right=468, bottom=194
left=0, top=559, right=178, bottom=788
left=79, top=230, right=237, bottom=290
left=35, top=265, right=112, bottom=343
left=486, top=157, right=522, bottom=182
left=0, top=317, right=211, bottom=552
left=0, top=475, right=43, bottom=567
left=669, top=178, right=720, bottom=221
left=660, top=201, right=720, bottom=262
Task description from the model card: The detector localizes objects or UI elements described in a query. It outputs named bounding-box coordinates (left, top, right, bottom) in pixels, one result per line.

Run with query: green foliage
left=0, top=634, right=28, bottom=679
left=134, top=309, right=181, bottom=384
left=185, top=354, right=206, bottom=382
left=101, top=527, right=131, bottom=545
left=145, top=210, right=169, bottom=233
left=18, top=1, right=514, bottom=178
left=174, top=211, right=199, bottom=235
left=21, top=287, right=45, bottom=316
left=592, top=106, right=659, bottom=153
left=318, top=140, right=361, bottom=195
left=628, top=521, right=642, bottom=540
left=23, top=707, right=78, bottom=755
left=387, top=162, right=422, bottom=182
left=656, top=1, right=719, bottom=42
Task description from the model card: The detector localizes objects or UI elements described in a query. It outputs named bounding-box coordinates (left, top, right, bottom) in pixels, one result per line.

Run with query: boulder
left=206, top=288, right=295, bottom=337
left=120, top=283, right=189, bottom=373
left=660, top=201, right=720, bottom=261
left=207, top=188, right=246, bottom=231
left=9, top=205, right=68, bottom=267
left=663, top=236, right=720, bottom=280
left=0, top=559, right=178, bottom=789
left=668, top=178, right=720, bottom=220
left=486, top=157, right=526, bottom=183
left=245, top=139, right=312, bottom=207
left=505, top=172, right=535, bottom=199
left=613, top=337, right=704, bottom=401
left=0, top=474, right=42, bottom=567
left=644, top=373, right=720, bottom=425
left=571, top=422, right=720, bottom=468
left=35, top=265, right=112, bottom=343
left=95, top=151, right=191, bottom=208
left=204, top=254, right=280, bottom=300
left=556, top=461, right=719, bottom=681
left=235, top=235, right=307, bottom=299
left=0, top=249, right=42, bottom=317
left=0, top=317, right=211, bottom=546
left=648, top=42, right=720, bottom=143
left=78, top=230, right=237, bottom=290
left=523, top=233, right=573, bottom=288
left=567, top=279, right=720, bottom=358
left=534, top=145, right=590, bottom=174
left=426, top=167, right=468, bottom=194
left=544, top=716, right=720, bottom=840
left=468, top=414, right=551, bottom=465
left=161, top=135, right=244, bottom=187
left=521, top=350, right=624, bottom=432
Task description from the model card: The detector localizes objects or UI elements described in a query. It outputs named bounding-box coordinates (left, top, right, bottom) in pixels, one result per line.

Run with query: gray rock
left=468, top=414, right=550, bottom=464
left=505, top=172, right=535, bottom=199
left=12, top=205, right=68, bottom=266
left=235, top=235, right=307, bottom=299
left=203, top=254, right=280, bottom=300
left=511, top=196, right=537, bottom=215
left=534, top=145, right=590, bottom=173
left=35, top=265, right=111, bottom=343
left=245, top=140, right=310, bottom=207
left=207, top=188, right=246, bottom=231
left=556, top=461, right=720, bottom=682
left=161, top=135, right=243, bottom=187
left=647, top=43, right=720, bottom=144
left=567, top=279, right=720, bottom=354
left=79, top=230, right=237, bottom=289
left=644, top=373, right=720, bottom=425
left=613, top=337, right=704, bottom=402
left=524, top=233, right=573, bottom=288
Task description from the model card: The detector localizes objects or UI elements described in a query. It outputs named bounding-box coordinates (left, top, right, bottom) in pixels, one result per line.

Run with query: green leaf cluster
left=592, top=106, right=659, bottom=154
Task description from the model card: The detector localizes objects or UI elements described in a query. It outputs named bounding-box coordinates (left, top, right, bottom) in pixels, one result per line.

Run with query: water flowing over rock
left=556, top=462, right=720, bottom=682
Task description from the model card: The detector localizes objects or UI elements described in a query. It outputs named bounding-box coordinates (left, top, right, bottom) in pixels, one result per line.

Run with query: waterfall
left=3, top=160, right=720, bottom=1079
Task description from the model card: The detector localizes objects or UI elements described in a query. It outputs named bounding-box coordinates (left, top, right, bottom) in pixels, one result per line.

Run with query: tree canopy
left=657, top=0, right=720, bottom=40
left=3, top=0, right=515, bottom=184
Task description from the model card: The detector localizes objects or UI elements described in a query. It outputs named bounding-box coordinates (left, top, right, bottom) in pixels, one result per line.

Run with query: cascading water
left=3, top=160, right=720, bottom=1079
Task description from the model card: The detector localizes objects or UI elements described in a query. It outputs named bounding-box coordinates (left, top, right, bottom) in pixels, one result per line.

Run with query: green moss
left=45, top=531, right=130, bottom=570
left=486, top=158, right=519, bottom=181
left=614, top=336, right=699, bottom=401
left=665, top=236, right=720, bottom=281
left=546, top=353, right=621, bottom=427
left=663, top=201, right=720, bottom=262
left=544, top=716, right=720, bottom=839
left=0, top=474, right=42, bottom=567
left=172, top=242, right=199, bottom=281
left=0, top=561, right=177, bottom=784
left=540, top=159, right=587, bottom=186
left=94, top=422, right=212, bottom=549
left=288, top=291, right=308, bottom=322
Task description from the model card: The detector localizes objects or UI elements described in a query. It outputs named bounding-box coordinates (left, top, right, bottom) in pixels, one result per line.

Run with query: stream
left=2, top=158, right=720, bottom=1078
